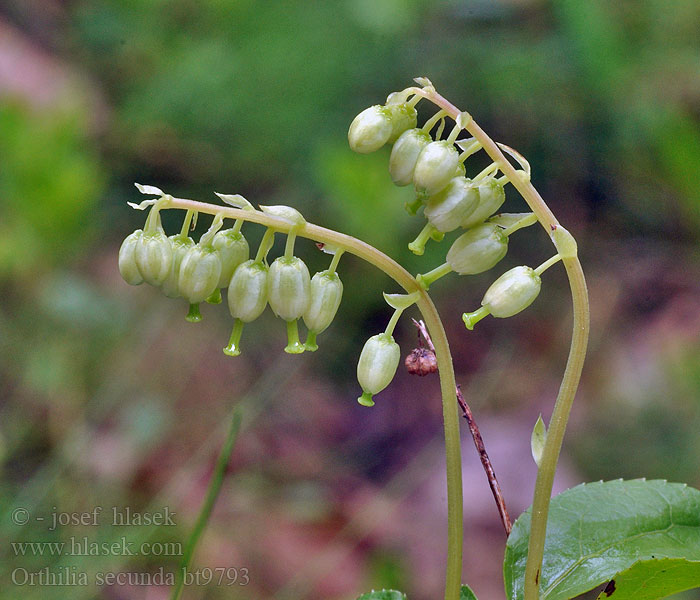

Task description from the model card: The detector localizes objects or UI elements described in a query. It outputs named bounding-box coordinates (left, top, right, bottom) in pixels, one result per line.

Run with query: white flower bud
left=118, top=230, right=144, bottom=286
left=348, top=105, right=392, bottom=153
left=424, top=177, right=480, bottom=233
left=135, top=231, right=173, bottom=286
left=213, top=229, right=249, bottom=288
left=446, top=223, right=508, bottom=275
left=389, top=128, right=432, bottom=186
left=303, top=271, right=343, bottom=335
left=267, top=256, right=311, bottom=321
left=178, top=245, right=222, bottom=304
left=227, top=259, right=269, bottom=322
left=385, top=103, right=418, bottom=143
left=482, top=266, right=541, bottom=318
left=357, top=333, right=401, bottom=407
left=460, top=177, right=506, bottom=229
left=413, top=141, right=460, bottom=196
left=161, top=235, right=195, bottom=298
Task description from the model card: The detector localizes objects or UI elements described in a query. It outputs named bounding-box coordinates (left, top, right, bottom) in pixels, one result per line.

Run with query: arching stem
left=414, top=85, right=590, bottom=600
left=157, top=196, right=464, bottom=600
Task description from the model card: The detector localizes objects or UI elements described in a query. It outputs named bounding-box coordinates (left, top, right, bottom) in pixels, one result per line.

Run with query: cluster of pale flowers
left=347, top=83, right=573, bottom=405
left=118, top=186, right=343, bottom=357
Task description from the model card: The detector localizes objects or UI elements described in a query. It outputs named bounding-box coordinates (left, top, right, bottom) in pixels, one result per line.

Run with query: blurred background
left=1, top=0, right=699, bottom=598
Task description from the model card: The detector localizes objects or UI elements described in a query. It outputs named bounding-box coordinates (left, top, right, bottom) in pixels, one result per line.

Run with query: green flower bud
left=213, top=229, right=249, bottom=288
left=118, top=230, right=144, bottom=286
left=413, top=141, right=460, bottom=196
left=348, top=105, right=392, bottom=154
left=385, top=103, right=418, bottom=143
left=135, top=231, right=173, bottom=286
left=446, top=223, right=508, bottom=275
left=227, top=259, right=268, bottom=322
left=389, top=128, right=431, bottom=186
left=423, top=176, right=480, bottom=233
left=303, top=271, right=343, bottom=337
left=357, top=333, right=401, bottom=407
left=267, top=256, right=311, bottom=321
left=178, top=245, right=223, bottom=304
left=161, top=235, right=195, bottom=298
left=460, top=177, right=506, bottom=229
left=482, top=266, right=541, bottom=318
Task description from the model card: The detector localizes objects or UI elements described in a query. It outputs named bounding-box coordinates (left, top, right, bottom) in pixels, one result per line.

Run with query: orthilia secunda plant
left=118, top=78, right=604, bottom=600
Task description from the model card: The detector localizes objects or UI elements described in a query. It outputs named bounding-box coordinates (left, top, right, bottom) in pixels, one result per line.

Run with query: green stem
left=501, top=213, right=538, bottom=238
left=534, top=254, right=562, bottom=276
left=284, top=231, right=297, bottom=259
left=186, top=303, right=202, bottom=323
left=408, top=222, right=439, bottom=256
left=161, top=196, right=464, bottom=600
left=327, top=248, right=344, bottom=274
left=415, top=86, right=590, bottom=600
left=462, top=306, right=490, bottom=330
left=284, top=319, right=305, bottom=354
left=417, top=262, right=453, bottom=290
left=384, top=307, right=403, bottom=337
left=254, top=228, right=276, bottom=263
left=422, top=109, right=447, bottom=134
left=458, top=139, right=481, bottom=163
left=170, top=409, right=242, bottom=600
left=179, top=209, right=195, bottom=238
left=223, top=319, right=244, bottom=356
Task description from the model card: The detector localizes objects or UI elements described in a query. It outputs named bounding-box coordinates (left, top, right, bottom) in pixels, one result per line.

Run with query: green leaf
left=355, top=585, right=478, bottom=600
left=504, top=479, right=700, bottom=600
left=356, top=591, right=406, bottom=600
left=595, top=558, right=700, bottom=600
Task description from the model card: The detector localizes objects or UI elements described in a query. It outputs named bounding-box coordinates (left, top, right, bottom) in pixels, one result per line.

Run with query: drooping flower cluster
left=348, top=79, right=572, bottom=404
left=118, top=185, right=344, bottom=356
left=119, top=80, right=575, bottom=408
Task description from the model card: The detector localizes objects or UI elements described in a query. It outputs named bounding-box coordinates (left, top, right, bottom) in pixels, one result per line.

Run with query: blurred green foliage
left=0, top=103, right=104, bottom=279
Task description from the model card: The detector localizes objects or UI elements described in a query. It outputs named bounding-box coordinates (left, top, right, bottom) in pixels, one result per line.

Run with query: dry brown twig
left=409, top=318, right=512, bottom=536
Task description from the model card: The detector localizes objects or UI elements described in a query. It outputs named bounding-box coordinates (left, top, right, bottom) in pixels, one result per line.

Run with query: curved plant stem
left=161, top=196, right=464, bottom=600
left=416, top=86, right=591, bottom=600
left=171, top=409, right=242, bottom=600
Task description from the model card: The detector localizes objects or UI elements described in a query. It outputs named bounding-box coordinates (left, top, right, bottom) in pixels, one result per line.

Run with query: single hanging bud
left=135, top=230, right=173, bottom=286
left=423, top=176, right=480, bottom=233
left=213, top=229, right=249, bottom=288
left=348, top=105, right=393, bottom=154
left=303, top=271, right=343, bottom=351
left=460, top=177, right=506, bottom=229
left=389, top=128, right=432, bottom=186
left=227, top=259, right=269, bottom=322
left=161, top=234, right=195, bottom=298
left=413, top=141, right=460, bottom=196
left=118, top=230, right=144, bottom=285
left=267, top=256, right=311, bottom=322
left=178, top=244, right=223, bottom=304
left=482, top=266, right=541, bottom=318
left=385, top=102, right=418, bottom=143
left=446, top=223, right=508, bottom=275
left=357, top=333, right=401, bottom=407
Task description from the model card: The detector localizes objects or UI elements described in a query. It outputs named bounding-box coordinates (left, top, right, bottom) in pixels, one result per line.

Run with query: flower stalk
left=414, top=84, right=590, bottom=600
left=162, top=195, right=464, bottom=600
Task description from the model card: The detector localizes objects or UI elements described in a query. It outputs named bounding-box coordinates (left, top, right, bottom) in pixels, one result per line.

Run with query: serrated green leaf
left=595, top=558, right=700, bottom=600
left=356, top=590, right=406, bottom=600
left=504, top=479, right=700, bottom=600
left=461, top=583, right=479, bottom=599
